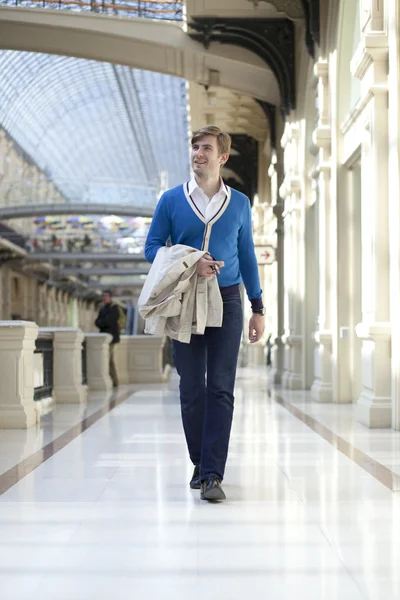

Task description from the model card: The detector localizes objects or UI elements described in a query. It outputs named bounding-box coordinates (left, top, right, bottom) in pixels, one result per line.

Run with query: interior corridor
left=0, top=369, right=399, bottom=600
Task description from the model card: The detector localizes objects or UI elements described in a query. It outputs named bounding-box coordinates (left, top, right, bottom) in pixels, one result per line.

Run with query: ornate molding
left=189, top=17, right=295, bottom=115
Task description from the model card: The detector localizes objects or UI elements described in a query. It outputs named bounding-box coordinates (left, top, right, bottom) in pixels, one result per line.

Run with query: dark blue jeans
left=173, top=288, right=243, bottom=481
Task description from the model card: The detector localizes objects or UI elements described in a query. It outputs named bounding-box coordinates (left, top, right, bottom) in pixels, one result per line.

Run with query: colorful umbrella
left=67, top=216, right=94, bottom=227
left=81, top=222, right=96, bottom=230
left=34, top=216, right=61, bottom=225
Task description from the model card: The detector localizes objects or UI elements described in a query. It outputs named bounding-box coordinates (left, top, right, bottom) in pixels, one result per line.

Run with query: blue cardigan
left=144, top=183, right=262, bottom=301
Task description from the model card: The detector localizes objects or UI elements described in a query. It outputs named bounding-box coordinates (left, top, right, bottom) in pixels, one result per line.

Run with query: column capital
left=127, top=335, right=166, bottom=383
left=0, top=320, right=38, bottom=344
left=351, top=34, right=388, bottom=81
left=312, top=126, right=332, bottom=150
left=85, top=333, right=112, bottom=346
left=313, top=59, right=329, bottom=79
left=0, top=321, right=39, bottom=428
left=40, top=327, right=85, bottom=343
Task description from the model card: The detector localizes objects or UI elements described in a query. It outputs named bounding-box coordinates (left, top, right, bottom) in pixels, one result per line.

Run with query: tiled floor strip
left=274, top=393, right=400, bottom=492
left=1, top=385, right=400, bottom=497
left=0, top=388, right=134, bottom=496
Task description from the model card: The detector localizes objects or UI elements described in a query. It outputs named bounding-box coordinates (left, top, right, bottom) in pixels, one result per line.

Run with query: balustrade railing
left=0, top=226, right=147, bottom=255
left=27, top=233, right=147, bottom=255
left=82, top=339, right=87, bottom=385
left=34, top=333, right=54, bottom=401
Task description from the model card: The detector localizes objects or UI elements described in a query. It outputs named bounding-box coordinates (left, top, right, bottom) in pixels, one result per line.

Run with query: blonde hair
left=191, top=126, right=231, bottom=156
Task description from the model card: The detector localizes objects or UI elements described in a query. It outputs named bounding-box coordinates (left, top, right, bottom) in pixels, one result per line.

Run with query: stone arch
left=0, top=8, right=280, bottom=105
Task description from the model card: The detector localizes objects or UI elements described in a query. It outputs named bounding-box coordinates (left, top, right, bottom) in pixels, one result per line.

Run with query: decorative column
left=48, top=287, right=56, bottom=327
left=356, top=323, right=391, bottom=427
left=0, top=267, right=11, bottom=320
left=248, top=198, right=267, bottom=366
left=352, top=4, right=391, bottom=427
left=41, top=327, right=87, bottom=403
left=267, top=153, right=285, bottom=384
left=0, top=321, right=39, bottom=428
left=54, top=291, right=61, bottom=327
left=26, top=278, right=38, bottom=322
left=85, top=332, right=113, bottom=391
left=388, top=0, right=400, bottom=430
left=114, top=336, right=130, bottom=384
left=311, top=59, right=334, bottom=402
left=280, top=122, right=303, bottom=390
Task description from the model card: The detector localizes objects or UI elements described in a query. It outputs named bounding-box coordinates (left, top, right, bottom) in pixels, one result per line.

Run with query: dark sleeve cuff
left=250, top=297, right=263, bottom=311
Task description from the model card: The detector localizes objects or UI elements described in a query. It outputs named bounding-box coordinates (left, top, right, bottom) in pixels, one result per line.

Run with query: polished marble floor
left=1, top=369, right=400, bottom=600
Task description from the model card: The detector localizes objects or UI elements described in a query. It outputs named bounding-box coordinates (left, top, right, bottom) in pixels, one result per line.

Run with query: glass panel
left=0, top=51, right=190, bottom=211
left=0, top=1, right=184, bottom=21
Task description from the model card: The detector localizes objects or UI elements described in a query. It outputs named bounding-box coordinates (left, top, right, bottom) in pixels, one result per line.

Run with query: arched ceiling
left=0, top=50, right=190, bottom=210
left=189, top=83, right=269, bottom=142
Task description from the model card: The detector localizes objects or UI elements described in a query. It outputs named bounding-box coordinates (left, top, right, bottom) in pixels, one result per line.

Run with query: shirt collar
left=188, top=176, right=228, bottom=198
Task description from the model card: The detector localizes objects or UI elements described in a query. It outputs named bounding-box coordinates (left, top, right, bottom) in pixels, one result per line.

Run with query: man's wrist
left=250, top=297, right=264, bottom=315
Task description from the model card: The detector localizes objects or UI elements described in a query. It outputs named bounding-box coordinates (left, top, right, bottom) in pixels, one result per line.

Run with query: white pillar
left=247, top=198, right=267, bottom=367
left=0, top=321, right=39, bottom=429
left=40, top=327, right=87, bottom=403
left=127, top=335, right=166, bottom=383
left=280, top=123, right=303, bottom=390
left=0, top=267, right=11, bottom=320
left=356, top=323, right=391, bottom=427
left=311, top=60, right=334, bottom=402
left=388, top=0, right=400, bottom=430
left=85, top=333, right=113, bottom=391
left=352, top=11, right=391, bottom=427
left=114, top=337, right=130, bottom=384
left=268, top=202, right=285, bottom=384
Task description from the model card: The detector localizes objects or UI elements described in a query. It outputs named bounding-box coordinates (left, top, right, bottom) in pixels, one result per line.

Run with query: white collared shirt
left=187, top=176, right=229, bottom=223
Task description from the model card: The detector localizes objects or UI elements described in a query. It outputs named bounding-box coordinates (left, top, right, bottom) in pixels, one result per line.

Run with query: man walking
left=145, top=126, right=264, bottom=501
left=95, top=290, right=120, bottom=388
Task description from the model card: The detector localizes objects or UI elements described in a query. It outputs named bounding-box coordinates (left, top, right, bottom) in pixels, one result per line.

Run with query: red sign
left=255, top=245, right=275, bottom=265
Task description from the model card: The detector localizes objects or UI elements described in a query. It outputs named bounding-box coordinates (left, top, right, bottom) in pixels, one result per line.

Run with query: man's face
left=103, top=293, right=112, bottom=305
left=191, top=135, right=228, bottom=179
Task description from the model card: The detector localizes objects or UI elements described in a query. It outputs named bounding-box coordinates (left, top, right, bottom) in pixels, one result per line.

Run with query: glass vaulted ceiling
left=0, top=51, right=190, bottom=209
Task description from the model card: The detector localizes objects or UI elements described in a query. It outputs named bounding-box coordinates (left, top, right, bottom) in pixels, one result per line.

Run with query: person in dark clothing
left=95, top=290, right=120, bottom=387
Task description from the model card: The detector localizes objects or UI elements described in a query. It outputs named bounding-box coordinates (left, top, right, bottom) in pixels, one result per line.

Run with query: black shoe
left=201, top=476, right=226, bottom=501
left=190, top=465, right=201, bottom=490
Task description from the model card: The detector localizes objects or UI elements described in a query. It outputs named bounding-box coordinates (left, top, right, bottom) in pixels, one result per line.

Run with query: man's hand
left=249, top=313, right=265, bottom=343
left=197, top=253, right=224, bottom=277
